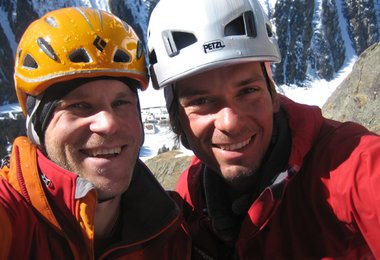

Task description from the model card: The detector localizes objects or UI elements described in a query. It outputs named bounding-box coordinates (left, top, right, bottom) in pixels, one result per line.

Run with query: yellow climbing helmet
left=14, top=6, right=148, bottom=114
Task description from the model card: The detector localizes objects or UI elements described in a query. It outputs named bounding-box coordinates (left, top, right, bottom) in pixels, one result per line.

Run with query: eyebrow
left=62, top=89, right=136, bottom=102
left=176, top=73, right=267, bottom=98
left=176, top=87, right=208, bottom=98
left=235, top=76, right=266, bottom=87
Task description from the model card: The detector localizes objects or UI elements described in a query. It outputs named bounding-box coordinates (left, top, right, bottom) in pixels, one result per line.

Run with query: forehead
left=175, top=62, right=265, bottom=94
left=65, top=79, right=136, bottom=98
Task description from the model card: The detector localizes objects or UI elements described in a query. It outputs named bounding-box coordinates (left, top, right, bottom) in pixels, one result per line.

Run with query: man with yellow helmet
left=0, top=7, right=190, bottom=259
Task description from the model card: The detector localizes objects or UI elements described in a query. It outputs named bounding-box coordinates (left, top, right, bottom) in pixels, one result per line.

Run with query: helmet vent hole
left=23, top=54, right=38, bottom=69
left=162, top=31, right=197, bottom=57
left=44, top=16, right=58, bottom=28
left=172, top=32, right=197, bottom=51
left=69, top=48, right=91, bottom=63
left=225, top=11, right=256, bottom=37
left=37, top=37, right=58, bottom=61
left=149, top=49, right=157, bottom=65
left=266, top=23, right=273, bottom=37
left=225, top=16, right=245, bottom=36
left=114, top=49, right=131, bottom=63
left=137, top=41, right=143, bottom=60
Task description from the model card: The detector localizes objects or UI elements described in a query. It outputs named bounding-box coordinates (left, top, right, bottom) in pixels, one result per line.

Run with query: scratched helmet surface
left=14, top=7, right=148, bottom=114
left=147, top=0, right=281, bottom=89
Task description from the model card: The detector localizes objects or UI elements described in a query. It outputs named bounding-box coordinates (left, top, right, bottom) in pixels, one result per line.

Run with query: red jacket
left=0, top=136, right=191, bottom=259
left=176, top=96, right=380, bottom=259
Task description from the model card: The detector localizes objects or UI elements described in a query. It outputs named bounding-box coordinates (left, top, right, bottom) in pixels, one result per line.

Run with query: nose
left=214, top=106, right=242, bottom=134
left=89, top=110, right=118, bottom=135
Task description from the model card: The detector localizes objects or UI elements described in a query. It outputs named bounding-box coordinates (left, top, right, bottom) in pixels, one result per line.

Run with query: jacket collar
left=6, top=137, right=180, bottom=246
left=198, top=96, right=324, bottom=242
left=37, top=149, right=94, bottom=216
left=38, top=150, right=181, bottom=245
left=2, top=137, right=64, bottom=234
left=119, top=160, right=180, bottom=244
left=201, top=106, right=292, bottom=244
left=279, top=95, right=324, bottom=169
left=39, top=151, right=181, bottom=244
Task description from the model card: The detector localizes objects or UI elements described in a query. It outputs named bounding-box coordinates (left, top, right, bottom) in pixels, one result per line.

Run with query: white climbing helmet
left=147, top=0, right=281, bottom=90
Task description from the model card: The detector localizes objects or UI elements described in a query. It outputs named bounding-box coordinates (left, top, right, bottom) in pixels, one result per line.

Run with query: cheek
left=183, top=116, right=215, bottom=150
left=51, top=124, right=75, bottom=141
left=44, top=127, right=70, bottom=156
left=44, top=117, right=83, bottom=150
left=188, top=118, right=208, bottom=138
left=246, top=98, right=275, bottom=125
left=179, top=109, right=202, bottom=137
left=126, top=116, right=144, bottom=140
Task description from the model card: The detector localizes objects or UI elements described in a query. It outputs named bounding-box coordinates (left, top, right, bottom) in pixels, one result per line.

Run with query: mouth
left=215, top=137, right=252, bottom=151
left=81, top=146, right=123, bottom=158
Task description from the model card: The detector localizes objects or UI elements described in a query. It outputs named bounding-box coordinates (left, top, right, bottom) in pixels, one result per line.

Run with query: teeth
left=87, top=147, right=122, bottom=157
left=218, top=138, right=251, bottom=151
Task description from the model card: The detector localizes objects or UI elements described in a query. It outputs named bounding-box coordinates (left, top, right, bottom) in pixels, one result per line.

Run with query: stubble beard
left=220, top=165, right=259, bottom=193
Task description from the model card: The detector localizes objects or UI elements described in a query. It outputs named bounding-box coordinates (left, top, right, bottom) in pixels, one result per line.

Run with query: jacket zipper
left=15, top=145, right=32, bottom=204
left=98, top=214, right=184, bottom=259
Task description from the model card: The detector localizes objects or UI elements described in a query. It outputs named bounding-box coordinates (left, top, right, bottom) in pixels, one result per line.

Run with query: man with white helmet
left=0, top=7, right=190, bottom=259
left=148, top=0, right=380, bottom=258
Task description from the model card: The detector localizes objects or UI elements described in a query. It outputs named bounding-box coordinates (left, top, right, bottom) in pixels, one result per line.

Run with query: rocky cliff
left=323, top=41, right=380, bottom=134
left=145, top=150, right=192, bottom=190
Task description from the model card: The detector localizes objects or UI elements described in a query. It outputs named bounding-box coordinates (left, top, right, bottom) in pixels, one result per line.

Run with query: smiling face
left=44, top=79, right=143, bottom=201
left=176, top=62, right=278, bottom=191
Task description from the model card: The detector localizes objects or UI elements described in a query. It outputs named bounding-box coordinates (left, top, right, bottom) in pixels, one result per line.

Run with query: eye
left=180, top=96, right=214, bottom=109
left=239, top=87, right=259, bottom=96
left=112, top=100, right=128, bottom=108
left=179, top=96, right=217, bottom=115
left=69, top=102, right=91, bottom=110
left=191, top=97, right=210, bottom=106
left=112, top=97, right=137, bottom=109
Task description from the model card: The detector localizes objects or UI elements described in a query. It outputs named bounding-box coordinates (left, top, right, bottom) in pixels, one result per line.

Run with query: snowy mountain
left=272, top=0, right=379, bottom=86
left=0, top=0, right=379, bottom=106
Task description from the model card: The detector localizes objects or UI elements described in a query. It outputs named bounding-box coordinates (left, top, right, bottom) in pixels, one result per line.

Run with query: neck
left=94, top=195, right=121, bottom=239
left=226, top=175, right=259, bottom=199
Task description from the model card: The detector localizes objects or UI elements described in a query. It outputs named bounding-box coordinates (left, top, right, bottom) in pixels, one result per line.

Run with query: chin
left=221, top=165, right=257, bottom=183
left=96, top=188, right=123, bottom=202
